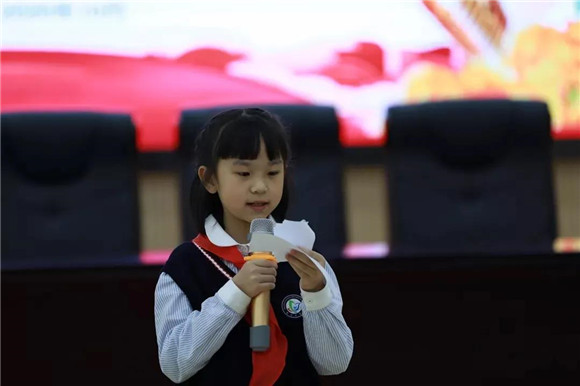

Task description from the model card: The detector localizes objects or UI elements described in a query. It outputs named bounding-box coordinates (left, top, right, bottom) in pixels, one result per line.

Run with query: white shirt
left=154, top=215, right=354, bottom=383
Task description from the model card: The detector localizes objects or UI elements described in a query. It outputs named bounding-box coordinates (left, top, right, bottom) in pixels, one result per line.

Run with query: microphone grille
left=249, top=218, right=275, bottom=235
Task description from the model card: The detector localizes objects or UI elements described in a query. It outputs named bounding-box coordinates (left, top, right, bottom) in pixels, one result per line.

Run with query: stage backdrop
left=2, top=1, right=579, bottom=150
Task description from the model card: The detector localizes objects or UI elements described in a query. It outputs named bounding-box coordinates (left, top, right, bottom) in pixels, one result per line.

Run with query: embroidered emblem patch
left=281, top=294, right=302, bottom=318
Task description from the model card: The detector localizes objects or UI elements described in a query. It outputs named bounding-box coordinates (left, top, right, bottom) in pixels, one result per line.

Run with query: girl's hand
left=233, top=259, right=278, bottom=298
left=286, top=248, right=326, bottom=292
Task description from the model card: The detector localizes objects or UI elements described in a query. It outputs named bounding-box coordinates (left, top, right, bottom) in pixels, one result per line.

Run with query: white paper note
left=249, top=219, right=315, bottom=263
left=249, top=220, right=330, bottom=288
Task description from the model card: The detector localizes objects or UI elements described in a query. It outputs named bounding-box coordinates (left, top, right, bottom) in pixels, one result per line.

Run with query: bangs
left=214, top=115, right=288, bottom=162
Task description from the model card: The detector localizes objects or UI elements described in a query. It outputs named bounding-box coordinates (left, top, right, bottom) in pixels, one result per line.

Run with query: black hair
left=189, top=108, right=291, bottom=234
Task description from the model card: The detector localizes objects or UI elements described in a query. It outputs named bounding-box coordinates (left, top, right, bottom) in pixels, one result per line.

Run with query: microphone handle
left=252, top=290, right=270, bottom=327
left=244, top=251, right=276, bottom=352
left=250, top=291, right=270, bottom=351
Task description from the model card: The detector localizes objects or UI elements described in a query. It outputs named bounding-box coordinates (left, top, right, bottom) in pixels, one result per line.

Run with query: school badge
left=281, top=294, right=302, bottom=318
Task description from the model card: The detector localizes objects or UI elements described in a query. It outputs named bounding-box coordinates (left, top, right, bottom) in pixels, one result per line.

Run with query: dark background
left=3, top=253, right=579, bottom=386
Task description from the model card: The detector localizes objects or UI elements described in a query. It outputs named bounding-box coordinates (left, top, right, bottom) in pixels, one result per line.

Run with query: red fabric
left=193, top=234, right=288, bottom=386
left=0, top=50, right=308, bottom=151
left=3, top=50, right=577, bottom=148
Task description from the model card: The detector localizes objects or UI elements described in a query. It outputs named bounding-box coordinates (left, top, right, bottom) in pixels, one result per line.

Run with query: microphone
left=245, top=218, right=276, bottom=352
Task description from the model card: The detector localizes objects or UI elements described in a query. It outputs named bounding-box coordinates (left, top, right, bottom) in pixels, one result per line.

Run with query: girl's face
left=204, top=139, right=285, bottom=243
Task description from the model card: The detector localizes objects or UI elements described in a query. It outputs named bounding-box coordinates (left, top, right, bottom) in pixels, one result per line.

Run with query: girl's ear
left=198, top=166, right=218, bottom=194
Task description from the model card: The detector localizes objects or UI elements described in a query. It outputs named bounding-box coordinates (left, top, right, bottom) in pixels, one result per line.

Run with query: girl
left=154, top=108, right=353, bottom=385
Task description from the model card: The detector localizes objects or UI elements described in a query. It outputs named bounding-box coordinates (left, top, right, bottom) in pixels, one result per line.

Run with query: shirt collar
left=205, top=215, right=239, bottom=247
left=204, top=214, right=275, bottom=247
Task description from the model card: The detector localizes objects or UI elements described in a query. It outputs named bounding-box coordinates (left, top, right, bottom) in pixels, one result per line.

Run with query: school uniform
left=155, top=215, right=353, bottom=385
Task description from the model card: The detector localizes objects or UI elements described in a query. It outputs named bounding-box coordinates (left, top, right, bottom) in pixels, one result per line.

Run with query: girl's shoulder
left=164, top=241, right=200, bottom=268
left=170, top=241, right=198, bottom=255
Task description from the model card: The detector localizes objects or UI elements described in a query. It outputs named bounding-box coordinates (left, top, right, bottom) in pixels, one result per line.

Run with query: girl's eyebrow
left=232, top=159, right=283, bottom=166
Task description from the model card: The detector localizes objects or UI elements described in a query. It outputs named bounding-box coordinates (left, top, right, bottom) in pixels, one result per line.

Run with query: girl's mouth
left=247, top=201, right=269, bottom=211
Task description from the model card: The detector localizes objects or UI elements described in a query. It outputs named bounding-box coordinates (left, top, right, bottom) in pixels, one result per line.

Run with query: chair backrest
left=1, top=112, right=140, bottom=268
left=179, top=104, right=346, bottom=258
left=385, top=99, right=556, bottom=256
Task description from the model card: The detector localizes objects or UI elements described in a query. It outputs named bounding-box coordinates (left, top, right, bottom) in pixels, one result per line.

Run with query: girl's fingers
left=288, top=249, right=320, bottom=272
left=256, top=267, right=277, bottom=276
left=297, top=247, right=326, bottom=267
left=298, top=247, right=314, bottom=256
left=287, top=254, right=312, bottom=275
left=287, top=249, right=310, bottom=264
left=286, top=258, right=307, bottom=277
left=253, top=260, right=278, bottom=269
left=260, top=282, right=276, bottom=291
left=286, top=252, right=314, bottom=272
left=258, top=275, right=276, bottom=284
left=287, top=253, right=317, bottom=277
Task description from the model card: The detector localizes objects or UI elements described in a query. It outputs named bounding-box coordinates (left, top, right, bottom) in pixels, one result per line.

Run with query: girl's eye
left=268, top=171, right=281, bottom=176
left=236, top=172, right=250, bottom=177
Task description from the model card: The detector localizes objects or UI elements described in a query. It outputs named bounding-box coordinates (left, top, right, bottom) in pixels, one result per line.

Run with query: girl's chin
left=247, top=214, right=270, bottom=221
left=245, top=211, right=272, bottom=223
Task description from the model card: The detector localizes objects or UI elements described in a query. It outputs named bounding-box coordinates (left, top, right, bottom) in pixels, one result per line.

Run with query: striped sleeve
left=154, top=272, right=247, bottom=383
left=301, top=262, right=354, bottom=375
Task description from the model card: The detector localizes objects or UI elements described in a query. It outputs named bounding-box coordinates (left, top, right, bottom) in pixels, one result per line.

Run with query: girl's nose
left=250, top=179, right=268, bottom=194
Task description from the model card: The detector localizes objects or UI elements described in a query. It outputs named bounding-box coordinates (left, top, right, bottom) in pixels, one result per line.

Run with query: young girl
left=154, top=108, right=353, bottom=385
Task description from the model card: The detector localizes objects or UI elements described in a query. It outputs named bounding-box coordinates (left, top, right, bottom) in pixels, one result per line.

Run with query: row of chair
left=1, top=100, right=556, bottom=269
left=1, top=105, right=346, bottom=269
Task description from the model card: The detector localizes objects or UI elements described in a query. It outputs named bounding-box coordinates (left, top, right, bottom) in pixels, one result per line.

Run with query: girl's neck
left=223, top=216, right=250, bottom=245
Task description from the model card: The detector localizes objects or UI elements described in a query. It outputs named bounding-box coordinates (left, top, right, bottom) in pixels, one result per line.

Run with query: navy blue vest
left=161, top=242, right=320, bottom=385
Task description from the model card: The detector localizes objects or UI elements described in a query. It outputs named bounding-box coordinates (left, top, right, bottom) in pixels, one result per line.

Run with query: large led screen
left=2, top=1, right=578, bottom=150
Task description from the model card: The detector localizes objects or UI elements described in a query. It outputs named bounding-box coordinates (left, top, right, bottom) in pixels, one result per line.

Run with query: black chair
left=1, top=112, right=140, bottom=269
left=179, top=104, right=346, bottom=258
left=385, top=99, right=557, bottom=256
